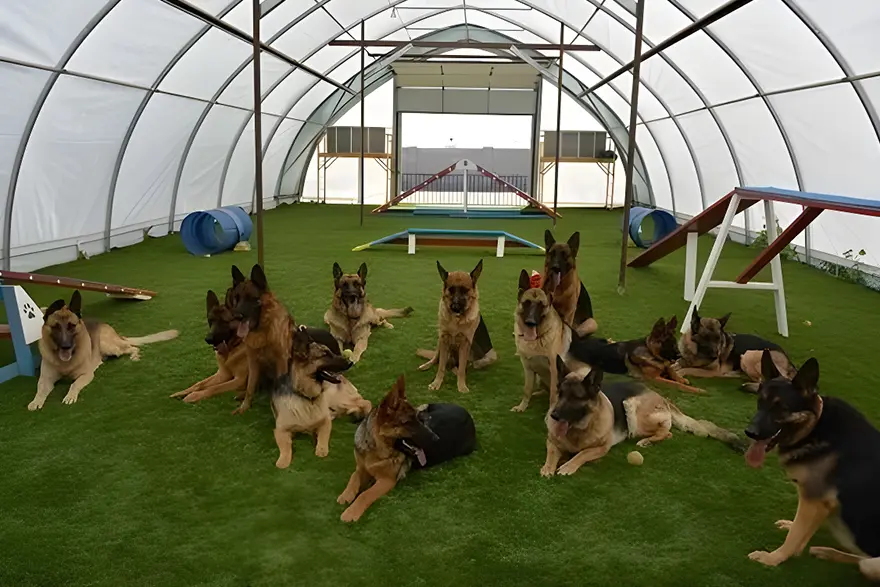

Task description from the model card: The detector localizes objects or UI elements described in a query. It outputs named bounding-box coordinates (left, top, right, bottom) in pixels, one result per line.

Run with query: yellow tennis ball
left=342, top=349, right=353, bottom=360
left=627, top=451, right=644, bottom=466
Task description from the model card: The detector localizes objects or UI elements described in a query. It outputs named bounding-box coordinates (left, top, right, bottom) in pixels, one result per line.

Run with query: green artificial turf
left=1, top=204, right=878, bottom=587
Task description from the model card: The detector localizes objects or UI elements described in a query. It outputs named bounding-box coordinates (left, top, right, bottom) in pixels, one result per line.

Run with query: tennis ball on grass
left=342, top=349, right=353, bottom=360
left=627, top=451, right=644, bottom=466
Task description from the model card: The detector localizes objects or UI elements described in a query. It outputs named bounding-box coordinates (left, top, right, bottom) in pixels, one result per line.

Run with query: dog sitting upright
left=418, top=259, right=496, bottom=393
left=541, top=357, right=744, bottom=477
left=336, top=374, right=476, bottom=522
left=324, top=262, right=413, bottom=363
left=228, top=264, right=294, bottom=414
left=744, top=351, right=880, bottom=581
left=674, top=309, right=796, bottom=392
left=171, top=289, right=248, bottom=403
left=31, top=290, right=178, bottom=410
left=542, top=230, right=597, bottom=337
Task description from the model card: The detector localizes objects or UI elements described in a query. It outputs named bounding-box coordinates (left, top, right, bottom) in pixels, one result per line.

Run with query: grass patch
left=0, top=203, right=877, bottom=587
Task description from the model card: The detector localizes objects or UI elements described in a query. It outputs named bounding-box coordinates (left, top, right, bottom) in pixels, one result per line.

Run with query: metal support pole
left=552, top=21, right=564, bottom=227
left=251, top=0, right=264, bottom=268
left=359, top=20, right=366, bottom=227
left=618, top=0, right=646, bottom=292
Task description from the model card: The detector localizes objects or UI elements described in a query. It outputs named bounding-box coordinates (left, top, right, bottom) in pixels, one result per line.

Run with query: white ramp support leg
left=408, top=232, right=416, bottom=255
left=681, top=193, right=740, bottom=334
left=684, top=231, right=698, bottom=302
left=496, top=235, right=506, bottom=258
left=764, top=200, right=789, bottom=337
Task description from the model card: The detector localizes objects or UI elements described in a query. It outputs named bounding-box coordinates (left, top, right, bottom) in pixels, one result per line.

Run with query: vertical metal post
left=359, top=20, right=366, bottom=227
left=552, top=21, right=564, bottom=227
left=617, top=0, right=646, bottom=292
left=251, top=0, right=265, bottom=267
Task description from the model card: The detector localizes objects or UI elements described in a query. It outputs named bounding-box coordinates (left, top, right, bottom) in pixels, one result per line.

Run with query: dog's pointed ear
left=718, top=312, right=732, bottom=329
left=666, top=315, right=678, bottom=332
left=357, top=262, right=368, bottom=283
left=394, top=374, right=406, bottom=400
left=567, top=231, right=580, bottom=258
left=517, top=269, right=531, bottom=299
left=206, top=290, right=220, bottom=314
left=332, top=262, right=343, bottom=283
left=250, top=264, right=268, bottom=292
left=470, top=259, right=483, bottom=284
left=68, top=290, right=82, bottom=318
left=650, top=317, right=666, bottom=336
left=544, top=229, right=555, bottom=249
left=436, top=261, right=448, bottom=283
left=231, top=265, right=245, bottom=285
left=44, top=299, right=66, bottom=322
left=555, top=355, right=570, bottom=378
left=584, top=367, right=604, bottom=392
left=690, top=308, right=701, bottom=333
left=381, top=375, right=406, bottom=411
left=761, top=349, right=781, bottom=381
left=793, top=358, right=819, bottom=395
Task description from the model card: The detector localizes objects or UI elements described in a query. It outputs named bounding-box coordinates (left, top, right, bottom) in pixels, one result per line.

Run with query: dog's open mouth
left=521, top=324, right=538, bottom=341
left=399, top=439, right=427, bottom=466
left=58, top=348, right=73, bottom=362
left=745, top=430, right=781, bottom=468
left=345, top=298, right=364, bottom=319
left=550, top=271, right=562, bottom=289
left=236, top=321, right=250, bottom=338
left=553, top=419, right=570, bottom=437
left=214, top=341, right=229, bottom=355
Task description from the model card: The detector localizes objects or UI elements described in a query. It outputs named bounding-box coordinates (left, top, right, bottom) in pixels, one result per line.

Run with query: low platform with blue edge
left=353, top=228, right=545, bottom=258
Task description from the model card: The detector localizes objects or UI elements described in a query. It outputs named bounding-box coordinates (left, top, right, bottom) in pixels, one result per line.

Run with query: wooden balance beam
left=0, top=270, right=157, bottom=300
left=352, top=229, right=545, bottom=258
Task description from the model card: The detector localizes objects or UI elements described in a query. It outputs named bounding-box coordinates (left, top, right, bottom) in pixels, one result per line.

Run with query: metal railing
left=399, top=173, right=529, bottom=207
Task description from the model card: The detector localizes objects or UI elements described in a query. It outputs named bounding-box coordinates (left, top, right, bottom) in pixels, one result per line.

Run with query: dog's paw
left=383, top=322, right=394, bottom=329
left=510, top=403, right=527, bottom=413
left=457, top=383, right=470, bottom=394
left=337, top=490, right=356, bottom=505
left=556, top=462, right=580, bottom=476
left=62, top=392, right=79, bottom=405
left=232, top=404, right=250, bottom=416
left=636, top=438, right=653, bottom=448
left=775, top=520, right=793, bottom=531
left=27, top=399, right=44, bottom=411
left=340, top=506, right=362, bottom=523
left=748, top=550, right=785, bottom=567
left=275, top=455, right=292, bottom=469
left=315, top=446, right=329, bottom=458
left=540, top=464, right=556, bottom=477
left=428, top=379, right=442, bottom=391
left=182, top=392, right=205, bottom=404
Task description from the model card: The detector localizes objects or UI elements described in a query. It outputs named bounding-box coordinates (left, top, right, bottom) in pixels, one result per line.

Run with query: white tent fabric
left=0, top=0, right=879, bottom=272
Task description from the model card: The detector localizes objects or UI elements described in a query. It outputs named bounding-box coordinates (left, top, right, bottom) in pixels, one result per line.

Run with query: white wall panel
left=677, top=110, right=738, bottom=205
left=271, top=9, right=341, bottom=61
left=639, top=56, right=703, bottom=115
left=0, top=63, right=50, bottom=252
left=159, top=27, right=251, bottom=100
left=219, top=0, right=253, bottom=36
left=640, top=0, right=690, bottom=40
left=263, top=70, right=315, bottom=116
left=113, top=93, right=206, bottom=229
left=263, top=118, right=305, bottom=198
left=290, top=82, right=337, bottom=122
left=798, top=0, right=880, bottom=75
left=709, top=1, right=843, bottom=92
left=635, top=125, right=673, bottom=212
left=664, top=31, right=754, bottom=104
left=810, top=211, right=880, bottom=268
left=0, top=0, right=108, bottom=66
left=323, top=0, right=394, bottom=30
left=582, top=10, right=634, bottom=63
left=218, top=54, right=291, bottom=109
left=646, top=119, right=701, bottom=216
left=12, top=76, right=145, bottom=248
left=176, top=105, right=249, bottom=216
left=188, top=0, right=233, bottom=17
left=222, top=113, right=278, bottom=207
left=68, top=0, right=201, bottom=86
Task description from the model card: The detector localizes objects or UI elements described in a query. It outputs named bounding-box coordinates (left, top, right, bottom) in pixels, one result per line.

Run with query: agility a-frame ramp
left=372, top=159, right=560, bottom=219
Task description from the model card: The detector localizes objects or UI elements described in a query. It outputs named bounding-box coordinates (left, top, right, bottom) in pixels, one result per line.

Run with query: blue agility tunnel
left=180, top=206, right=252, bottom=256
left=628, top=207, right=678, bottom=248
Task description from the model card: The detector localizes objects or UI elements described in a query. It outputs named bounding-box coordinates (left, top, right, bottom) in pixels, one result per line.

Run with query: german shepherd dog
left=324, top=262, right=413, bottom=363
left=568, top=316, right=691, bottom=386
left=170, top=289, right=248, bottom=403
left=511, top=269, right=571, bottom=413
left=541, top=357, right=744, bottom=476
left=744, top=351, right=880, bottom=580
left=271, top=326, right=367, bottom=469
left=336, top=374, right=476, bottom=522
left=30, top=290, right=178, bottom=410
left=674, top=309, right=796, bottom=392
left=228, top=264, right=293, bottom=415
left=417, top=260, right=496, bottom=393
left=542, top=230, right=598, bottom=337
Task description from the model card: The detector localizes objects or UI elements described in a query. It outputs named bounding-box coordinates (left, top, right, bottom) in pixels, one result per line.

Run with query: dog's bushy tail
left=378, top=307, right=414, bottom=319
left=123, top=329, right=179, bottom=346
left=667, top=402, right=747, bottom=453
left=416, top=348, right=435, bottom=360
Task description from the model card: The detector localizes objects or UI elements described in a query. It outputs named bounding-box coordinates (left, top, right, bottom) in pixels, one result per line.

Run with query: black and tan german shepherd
left=417, top=260, right=496, bottom=393
left=744, top=351, right=880, bottom=580
left=674, top=309, right=796, bottom=392
left=336, top=375, right=476, bottom=522
left=324, top=262, right=413, bottom=363
left=542, top=230, right=597, bottom=337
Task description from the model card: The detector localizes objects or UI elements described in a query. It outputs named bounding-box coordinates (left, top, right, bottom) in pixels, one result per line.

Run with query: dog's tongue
left=415, top=448, right=426, bottom=467
left=236, top=322, right=250, bottom=338
left=745, top=440, right=769, bottom=468
left=59, top=348, right=73, bottom=362
left=553, top=273, right=561, bottom=289
left=522, top=326, right=538, bottom=341
left=555, top=420, right=570, bottom=437
left=216, top=341, right=228, bottom=355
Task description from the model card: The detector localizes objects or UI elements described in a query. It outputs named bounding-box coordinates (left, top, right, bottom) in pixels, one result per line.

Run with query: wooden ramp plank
left=0, top=270, right=157, bottom=299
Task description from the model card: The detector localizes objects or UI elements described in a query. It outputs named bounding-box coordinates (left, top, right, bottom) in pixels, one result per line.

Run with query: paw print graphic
left=22, top=302, right=37, bottom=320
